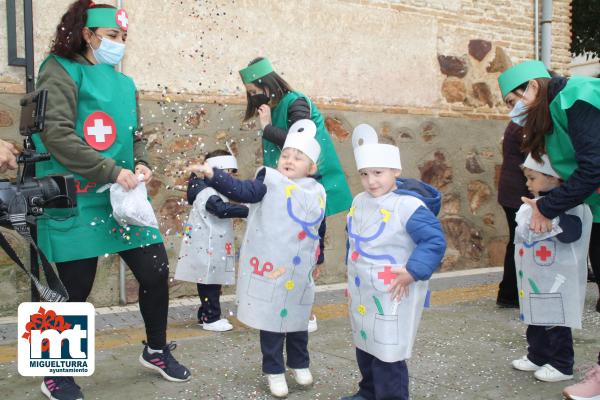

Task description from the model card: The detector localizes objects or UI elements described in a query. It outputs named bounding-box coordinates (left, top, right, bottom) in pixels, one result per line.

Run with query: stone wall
left=0, top=93, right=508, bottom=311
left=0, top=0, right=572, bottom=314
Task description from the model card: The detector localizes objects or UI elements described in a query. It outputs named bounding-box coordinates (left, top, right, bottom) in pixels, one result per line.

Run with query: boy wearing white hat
left=177, top=149, right=248, bottom=332
left=511, top=153, right=592, bottom=383
left=341, top=124, right=446, bottom=400
left=191, top=120, right=326, bottom=398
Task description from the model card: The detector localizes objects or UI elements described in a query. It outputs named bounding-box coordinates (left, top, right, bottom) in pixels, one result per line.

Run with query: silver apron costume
left=237, top=167, right=326, bottom=332
left=515, top=202, right=592, bottom=329
left=347, top=191, right=429, bottom=363
left=175, top=187, right=236, bottom=285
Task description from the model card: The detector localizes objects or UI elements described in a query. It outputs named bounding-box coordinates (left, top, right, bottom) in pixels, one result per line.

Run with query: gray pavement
left=0, top=269, right=598, bottom=399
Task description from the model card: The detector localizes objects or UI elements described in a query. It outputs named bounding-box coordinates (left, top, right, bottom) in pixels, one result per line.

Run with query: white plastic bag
left=109, top=176, right=158, bottom=228
left=515, top=202, right=562, bottom=244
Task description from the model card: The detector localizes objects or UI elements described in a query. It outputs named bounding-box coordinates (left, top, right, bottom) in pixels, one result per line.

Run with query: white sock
left=147, top=347, right=163, bottom=354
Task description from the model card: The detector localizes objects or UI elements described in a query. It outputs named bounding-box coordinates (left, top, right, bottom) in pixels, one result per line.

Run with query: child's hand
left=312, top=265, right=321, bottom=280
left=521, top=197, right=553, bottom=233
left=388, top=267, right=415, bottom=302
left=257, top=104, right=272, bottom=129
left=188, top=162, right=214, bottom=179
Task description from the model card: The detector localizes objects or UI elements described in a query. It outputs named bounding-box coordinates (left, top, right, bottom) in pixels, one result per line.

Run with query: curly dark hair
left=50, top=0, right=115, bottom=60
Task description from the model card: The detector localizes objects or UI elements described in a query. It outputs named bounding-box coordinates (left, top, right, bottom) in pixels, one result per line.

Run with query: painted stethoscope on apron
left=348, top=207, right=396, bottom=265
left=286, top=184, right=325, bottom=241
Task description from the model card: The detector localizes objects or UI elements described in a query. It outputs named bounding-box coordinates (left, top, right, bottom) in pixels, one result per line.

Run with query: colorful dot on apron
left=297, top=231, right=306, bottom=240
left=354, top=276, right=361, bottom=287
left=285, top=280, right=295, bottom=290
left=351, top=251, right=359, bottom=261
left=292, top=256, right=301, bottom=265
left=280, top=308, right=288, bottom=318
left=518, top=270, right=523, bottom=278
left=519, top=290, right=525, bottom=298
left=519, top=313, right=524, bottom=321
left=357, top=304, right=366, bottom=315
left=360, top=330, right=367, bottom=341
left=519, top=248, right=524, bottom=257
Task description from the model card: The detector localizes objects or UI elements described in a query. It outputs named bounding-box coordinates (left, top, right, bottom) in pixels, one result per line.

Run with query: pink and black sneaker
left=139, top=341, right=191, bottom=382
left=41, top=376, right=84, bottom=400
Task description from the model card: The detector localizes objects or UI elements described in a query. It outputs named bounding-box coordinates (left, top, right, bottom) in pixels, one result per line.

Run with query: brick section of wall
left=347, top=0, right=571, bottom=73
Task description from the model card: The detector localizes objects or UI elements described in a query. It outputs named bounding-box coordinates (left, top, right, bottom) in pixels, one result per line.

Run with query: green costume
left=546, top=76, right=600, bottom=222
left=499, top=61, right=600, bottom=222
left=267, top=92, right=353, bottom=216
left=33, top=55, right=162, bottom=263
left=239, top=57, right=352, bottom=216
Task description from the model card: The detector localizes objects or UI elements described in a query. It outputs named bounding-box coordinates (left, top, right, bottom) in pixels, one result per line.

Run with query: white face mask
left=91, top=35, right=125, bottom=65
left=508, top=84, right=529, bottom=126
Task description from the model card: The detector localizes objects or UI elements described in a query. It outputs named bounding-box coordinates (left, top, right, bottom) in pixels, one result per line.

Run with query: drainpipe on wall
left=541, top=0, right=553, bottom=68
left=534, top=0, right=539, bottom=60
left=117, top=0, right=127, bottom=306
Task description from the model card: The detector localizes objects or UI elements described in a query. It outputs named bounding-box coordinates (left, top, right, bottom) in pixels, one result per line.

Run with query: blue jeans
left=260, top=330, right=309, bottom=374
left=527, top=325, right=574, bottom=375
left=356, top=348, right=409, bottom=400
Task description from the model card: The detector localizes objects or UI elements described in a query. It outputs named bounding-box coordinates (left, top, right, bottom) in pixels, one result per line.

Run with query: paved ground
left=0, top=267, right=598, bottom=400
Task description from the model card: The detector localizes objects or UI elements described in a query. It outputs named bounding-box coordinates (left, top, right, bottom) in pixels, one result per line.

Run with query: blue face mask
left=509, top=100, right=528, bottom=126
left=508, top=84, right=530, bottom=126
left=92, top=35, right=126, bottom=65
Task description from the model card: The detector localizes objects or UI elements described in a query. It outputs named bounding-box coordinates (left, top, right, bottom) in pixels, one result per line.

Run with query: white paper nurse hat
left=352, top=124, right=401, bottom=170
left=206, top=143, right=238, bottom=171
left=522, top=153, right=560, bottom=178
left=282, top=119, right=321, bottom=164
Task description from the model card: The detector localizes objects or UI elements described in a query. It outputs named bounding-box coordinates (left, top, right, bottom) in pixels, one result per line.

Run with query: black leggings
left=56, top=242, right=169, bottom=349
left=497, top=206, right=519, bottom=304
left=590, top=223, right=600, bottom=291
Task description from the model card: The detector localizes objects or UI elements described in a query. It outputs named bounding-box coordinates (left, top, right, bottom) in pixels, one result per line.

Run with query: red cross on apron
left=533, top=240, right=556, bottom=266
left=83, top=111, right=116, bottom=151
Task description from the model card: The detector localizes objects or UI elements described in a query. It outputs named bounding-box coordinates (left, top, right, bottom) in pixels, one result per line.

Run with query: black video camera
left=0, top=89, right=77, bottom=227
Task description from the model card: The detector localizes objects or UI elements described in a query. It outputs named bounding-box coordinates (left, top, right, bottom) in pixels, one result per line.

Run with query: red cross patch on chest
left=83, top=111, right=116, bottom=151
left=533, top=240, right=556, bottom=266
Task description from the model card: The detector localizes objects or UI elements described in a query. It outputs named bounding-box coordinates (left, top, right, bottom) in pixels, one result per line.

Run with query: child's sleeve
left=555, top=213, right=582, bottom=244
left=186, top=173, right=207, bottom=205
left=206, top=167, right=267, bottom=204
left=404, top=206, right=447, bottom=281
left=205, top=196, right=249, bottom=219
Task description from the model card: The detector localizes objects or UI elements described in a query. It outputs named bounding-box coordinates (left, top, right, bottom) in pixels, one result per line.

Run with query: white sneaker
left=534, top=364, right=573, bottom=382
left=202, top=318, right=233, bottom=332
left=512, top=356, right=542, bottom=371
left=291, top=368, right=313, bottom=386
left=307, top=315, right=318, bottom=333
left=267, top=373, right=288, bottom=398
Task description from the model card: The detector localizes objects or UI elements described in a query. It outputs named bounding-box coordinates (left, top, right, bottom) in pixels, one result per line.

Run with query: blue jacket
left=394, top=178, right=446, bottom=281
left=346, top=179, right=446, bottom=282
left=206, top=167, right=327, bottom=263
left=187, top=172, right=249, bottom=219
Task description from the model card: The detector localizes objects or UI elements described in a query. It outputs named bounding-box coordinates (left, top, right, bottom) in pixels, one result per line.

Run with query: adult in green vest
left=34, top=2, right=190, bottom=399
left=498, top=60, right=600, bottom=398
left=239, top=57, right=353, bottom=217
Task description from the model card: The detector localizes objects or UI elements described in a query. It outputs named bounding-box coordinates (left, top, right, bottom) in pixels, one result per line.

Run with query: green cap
left=86, top=8, right=129, bottom=31
left=498, top=60, right=550, bottom=98
left=239, top=58, right=274, bottom=84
